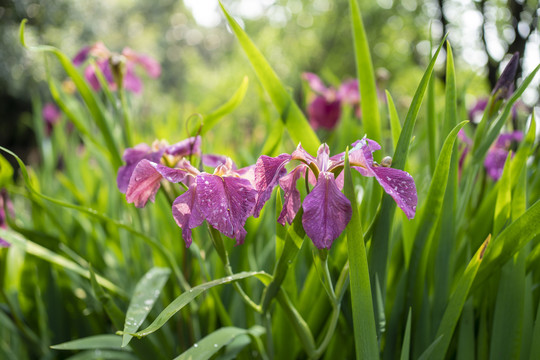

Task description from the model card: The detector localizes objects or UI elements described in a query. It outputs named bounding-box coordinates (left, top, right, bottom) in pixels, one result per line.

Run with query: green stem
left=118, top=87, right=133, bottom=148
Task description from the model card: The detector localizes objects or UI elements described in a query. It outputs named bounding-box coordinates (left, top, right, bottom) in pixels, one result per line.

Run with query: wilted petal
left=307, top=95, right=341, bottom=130
left=302, top=172, right=352, bottom=249
left=126, top=160, right=188, bottom=208
left=253, top=154, right=291, bottom=217
left=484, top=148, right=509, bottom=181
left=117, top=144, right=163, bottom=193
left=166, top=136, right=202, bottom=157
left=172, top=186, right=204, bottom=247
left=196, top=175, right=256, bottom=244
left=278, top=165, right=306, bottom=225
left=370, top=166, right=417, bottom=219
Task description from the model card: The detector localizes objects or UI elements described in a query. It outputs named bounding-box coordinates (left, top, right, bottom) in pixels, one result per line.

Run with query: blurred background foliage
left=0, top=0, right=538, bottom=160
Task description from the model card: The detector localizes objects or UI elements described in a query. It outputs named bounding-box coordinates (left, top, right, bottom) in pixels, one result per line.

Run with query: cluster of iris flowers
left=117, top=136, right=418, bottom=250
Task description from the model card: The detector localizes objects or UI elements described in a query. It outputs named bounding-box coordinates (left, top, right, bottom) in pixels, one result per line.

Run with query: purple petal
left=302, top=172, right=352, bottom=249
left=73, top=45, right=92, bottom=66
left=117, top=144, right=163, bottom=193
left=196, top=175, right=257, bottom=244
left=291, top=143, right=317, bottom=164
left=202, top=154, right=229, bottom=168
left=307, top=95, right=341, bottom=130
left=166, top=136, right=202, bottom=157
left=370, top=166, right=417, bottom=219
left=468, top=98, right=488, bottom=123
left=124, top=66, right=143, bottom=93
left=126, top=160, right=188, bottom=208
left=278, top=165, right=306, bottom=225
left=315, top=144, right=330, bottom=172
left=484, top=148, right=510, bottom=181
left=172, top=186, right=204, bottom=247
left=495, top=131, right=523, bottom=149
left=253, top=154, right=291, bottom=217
left=492, top=52, right=519, bottom=100
left=123, top=48, right=162, bottom=78
left=337, top=79, right=360, bottom=105
left=84, top=65, right=101, bottom=91
left=0, top=238, right=9, bottom=248
left=302, top=72, right=328, bottom=95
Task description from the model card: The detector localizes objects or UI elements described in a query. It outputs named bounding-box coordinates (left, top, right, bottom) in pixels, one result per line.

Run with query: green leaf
left=430, top=236, right=490, bottom=360
left=122, top=267, right=171, bottom=347
left=0, top=153, right=14, bottom=187
left=417, top=336, right=444, bottom=360
left=0, top=229, right=125, bottom=296
left=344, top=149, right=379, bottom=360
left=128, top=272, right=270, bottom=338
left=349, top=0, right=381, bottom=144
left=51, top=335, right=125, bottom=350
left=65, top=350, right=137, bottom=360
left=199, top=76, right=249, bottom=136
left=218, top=2, right=320, bottom=154
left=173, top=326, right=265, bottom=360
left=386, top=90, right=402, bottom=152
left=400, top=309, right=412, bottom=360
left=493, top=154, right=512, bottom=236
left=530, top=298, right=540, bottom=360
left=19, top=19, right=122, bottom=168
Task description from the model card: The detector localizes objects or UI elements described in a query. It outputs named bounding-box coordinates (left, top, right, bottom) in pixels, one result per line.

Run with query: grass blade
left=51, top=335, right=125, bottom=350
left=400, top=309, right=412, bottom=360
left=344, top=149, right=379, bottom=360
left=122, top=267, right=171, bottom=347
left=349, top=0, right=381, bottom=144
left=218, top=1, right=320, bottom=154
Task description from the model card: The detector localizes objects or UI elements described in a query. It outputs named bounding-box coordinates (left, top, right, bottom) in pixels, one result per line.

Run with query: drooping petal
left=196, top=175, right=257, bottom=244
left=307, top=95, right=341, bottom=130
left=72, top=45, right=92, bottom=66
left=278, top=165, right=306, bottom=225
left=302, top=172, right=352, bottom=249
left=117, top=144, right=163, bottom=193
left=172, top=185, right=204, bottom=247
left=166, top=136, right=202, bottom=157
left=369, top=166, right=417, bottom=219
left=126, top=160, right=188, bottom=208
left=253, top=154, right=291, bottom=217
left=484, top=148, right=510, bottom=181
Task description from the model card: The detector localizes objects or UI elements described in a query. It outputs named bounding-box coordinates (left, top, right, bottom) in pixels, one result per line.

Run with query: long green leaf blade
left=51, top=335, right=125, bottom=350
left=344, top=150, right=379, bottom=360
left=122, top=268, right=171, bottom=347
left=218, top=2, right=320, bottom=154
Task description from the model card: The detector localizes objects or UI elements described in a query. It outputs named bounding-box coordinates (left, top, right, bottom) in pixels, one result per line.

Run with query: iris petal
left=370, top=166, right=417, bottom=219
left=253, top=154, right=291, bottom=217
left=278, top=165, right=306, bottom=225
left=172, top=186, right=204, bottom=248
left=117, top=144, right=163, bottom=193
left=302, top=172, right=352, bottom=249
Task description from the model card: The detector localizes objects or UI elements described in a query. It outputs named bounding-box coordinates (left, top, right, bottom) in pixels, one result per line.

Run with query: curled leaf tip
left=19, top=19, right=29, bottom=48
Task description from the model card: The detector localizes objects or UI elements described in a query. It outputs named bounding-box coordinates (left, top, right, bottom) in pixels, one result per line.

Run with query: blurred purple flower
left=458, top=129, right=523, bottom=181
left=42, top=103, right=62, bottom=136
left=73, top=42, right=161, bottom=94
left=0, top=189, right=14, bottom=248
left=255, top=139, right=417, bottom=249
left=302, top=73, right=361, bottom=130
left=492, top=52, right=519, bottom=101
left=468, top=98, right=489, bottom=124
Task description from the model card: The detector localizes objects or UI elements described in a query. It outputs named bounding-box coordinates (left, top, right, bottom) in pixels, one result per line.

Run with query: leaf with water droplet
left=121, top=267, right=171, bottom=347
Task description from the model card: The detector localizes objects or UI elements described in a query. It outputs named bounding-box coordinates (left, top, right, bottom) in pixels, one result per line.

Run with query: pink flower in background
left=73, top=42, right=161, bottom=94
left=42, top=103, right=61, bottom=136
left=302, top=73, right=361, bottom=130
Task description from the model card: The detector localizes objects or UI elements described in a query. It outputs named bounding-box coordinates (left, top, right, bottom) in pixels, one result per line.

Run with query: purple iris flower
left=458, top=129, right=523, bottom=181
left=42, top=103, right=61, bottom=136
left=0, top=189, right=14, bottom=248
left=254, top=139, right=417, bottom=249
left=73, top=42, right=161, bottom=94
left=302, top=73, right=360, bottom=130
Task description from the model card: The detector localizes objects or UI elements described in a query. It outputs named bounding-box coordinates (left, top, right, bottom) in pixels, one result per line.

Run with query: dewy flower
left=73, top=42, right=161, bottom=93
left=458, top=129, right=523, bottom=181
left=255, top=139, right=417, bottom=249
left=302, top=73, right=360, bottom=130
left=0, top=189, right=14, bottom=248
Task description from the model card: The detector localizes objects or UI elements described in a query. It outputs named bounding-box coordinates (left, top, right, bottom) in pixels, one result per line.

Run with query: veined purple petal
left=126, top=160, right=188, bottom=208
left=166, top=136, right=202, bottom=157
left=117, top=144, right=163, bottom=193
left=124, top=66, right=143, bottom=93
left=278, top=165, right=306, bottom=225
left=316, top=144, right=330, bottom=172
left=291, top=143, right=316, bottom=164
left=302, top=172, right=352, bottom=249
left=172, top=186, right=204, bottom=248
left=196, top=174, right=256, bottom=244
left=369, top=166, right=417, bottom=219
left=302, top=72, right=328, bottom=95
left=307, top=95, right=341, bottom=130
left=484, top=148, right=510, bottom=181
left=253, top=154, right=291, bottom=217
left=73, top=45, right=92, bottom=66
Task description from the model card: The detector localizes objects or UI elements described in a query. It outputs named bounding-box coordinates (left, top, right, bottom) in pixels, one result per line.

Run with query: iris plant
left=255, top=138, right=417, bottom=249
left=73, top=42, right=161, bottom=93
